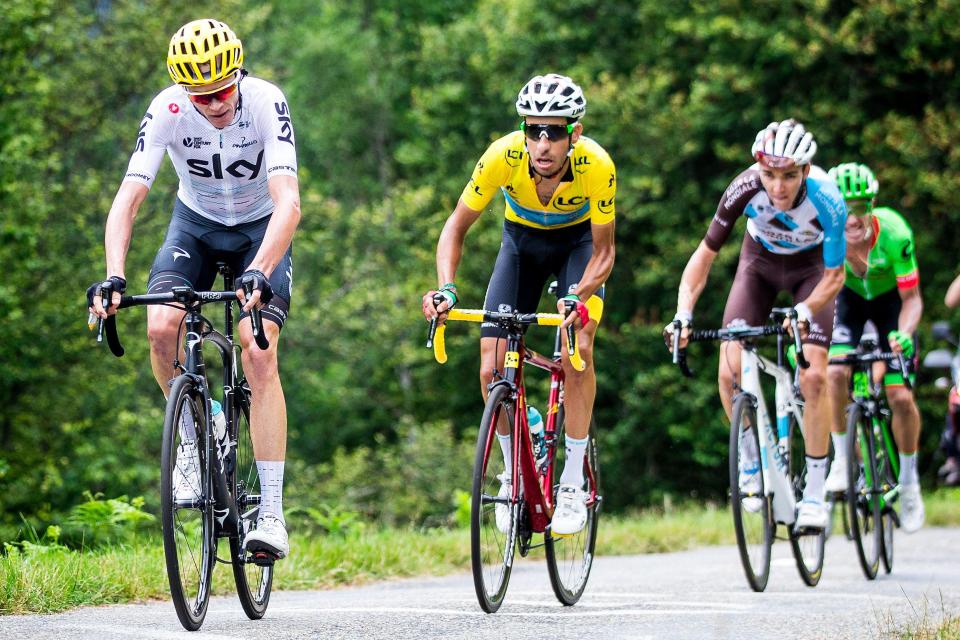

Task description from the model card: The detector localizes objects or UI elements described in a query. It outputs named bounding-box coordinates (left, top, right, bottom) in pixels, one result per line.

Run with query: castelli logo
left=168, top=103, right=180, bottom=114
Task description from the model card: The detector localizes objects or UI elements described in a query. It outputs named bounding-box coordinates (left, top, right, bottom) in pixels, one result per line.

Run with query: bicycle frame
left=738, top=344, right=804, bottom=526
left=847, top=357, right=902, bottom=507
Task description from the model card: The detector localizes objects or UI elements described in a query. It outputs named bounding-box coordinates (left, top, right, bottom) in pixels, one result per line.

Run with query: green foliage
left=62, top=493, right=154, bottom=548
left=2, top=1, right=960, bottom=535
left=291, top=504, right=366, bottom=539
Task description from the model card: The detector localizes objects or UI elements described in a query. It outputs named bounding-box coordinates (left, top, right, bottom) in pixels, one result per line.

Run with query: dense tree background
left=2, top=0, right=958, bottom=537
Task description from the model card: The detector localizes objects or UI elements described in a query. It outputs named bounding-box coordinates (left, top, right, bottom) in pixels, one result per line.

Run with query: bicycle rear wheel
left=471, top=383, right=517, bottom=613
left=229, top=386, right=274, bottom=618
left=787, top=414, right=825, bottom=587
left=846, top=404, right=882, bottom=579
left=545, top=410, right=600, bottom=606
left=161, top=375, right=215, bottom=631
left=729, top=394, right=773, bottom=592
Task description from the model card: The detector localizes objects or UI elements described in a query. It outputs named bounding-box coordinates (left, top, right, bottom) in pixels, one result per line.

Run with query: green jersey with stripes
left=844, top=207, right=919, bottom=300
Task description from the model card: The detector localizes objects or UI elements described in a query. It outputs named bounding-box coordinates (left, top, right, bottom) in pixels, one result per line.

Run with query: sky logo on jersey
left=274, top=102, right=294, bottom=145
left=134, top=113, right=153, bottom=153
left=187, top=151, right=263, bottom=180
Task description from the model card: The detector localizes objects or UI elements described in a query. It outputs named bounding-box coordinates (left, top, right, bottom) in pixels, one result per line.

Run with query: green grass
left=2, top=490, right=957, bottom=616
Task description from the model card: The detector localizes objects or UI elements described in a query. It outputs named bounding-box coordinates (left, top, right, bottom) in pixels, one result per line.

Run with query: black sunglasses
left=520, top=122, right=574, bottom=142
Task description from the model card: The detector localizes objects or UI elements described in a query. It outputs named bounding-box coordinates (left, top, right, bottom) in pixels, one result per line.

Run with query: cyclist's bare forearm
left=246, top=175, right=301, bottom=276
left=571, top=222, right=614, bottom=301
left=677, top=240, right=718, bottom=315
left=104, top=182, right=149, bottom=278
left=799, top=265, right=844, bottom=314
left=898, top=286, right=923, bottom=336
left=436, top=199, right=482, bottom=287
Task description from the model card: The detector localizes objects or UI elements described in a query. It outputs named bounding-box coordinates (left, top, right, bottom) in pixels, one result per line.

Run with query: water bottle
left=528, top=406, right=547, bottom=468
left=210, top=400, right=227, bottom=445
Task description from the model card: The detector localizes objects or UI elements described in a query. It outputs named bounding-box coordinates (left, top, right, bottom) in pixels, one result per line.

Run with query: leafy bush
left=60, top=492, right=155, bottom=548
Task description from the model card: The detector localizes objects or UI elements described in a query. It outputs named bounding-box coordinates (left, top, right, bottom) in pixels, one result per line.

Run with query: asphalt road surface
left=3, top=527, right=957, bottom=639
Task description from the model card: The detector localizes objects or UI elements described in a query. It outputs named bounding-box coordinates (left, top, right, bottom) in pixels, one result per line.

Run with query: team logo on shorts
left=171, top=246, right=191, bottom=261
left=833, top=324, right=852, bottom=343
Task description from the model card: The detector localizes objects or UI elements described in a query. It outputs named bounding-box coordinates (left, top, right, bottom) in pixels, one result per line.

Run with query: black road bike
left=90, top=264, right=275, bottom=631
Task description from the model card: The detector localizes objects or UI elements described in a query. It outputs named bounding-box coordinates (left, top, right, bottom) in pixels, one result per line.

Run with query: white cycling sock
left=497, top=432, right=512, bottom=479
left=256, top=460, right=285, bottom=523
left=804, top=455, right=829, bottom=503
left=899, top=452, right=919, bottom=486
left=559, top=435, right=589, bottom=487
left=831, top=432, right=846, bottom=459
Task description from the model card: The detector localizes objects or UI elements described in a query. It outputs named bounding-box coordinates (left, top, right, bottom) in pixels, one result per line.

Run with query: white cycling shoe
left=244, top=513, right=289, bottom=559
left=495, top=473, right=513, bottom=534
left=738, top=462, right=762, bottom=513
left=825, top=459, right=849, bottom=493
left=172, top=441, right=201, bottom=502
left=551, top=484, right=588, bottom=536
left=795, top=499, right=829, bottom=530
left=899, top=484, right=925, bottom=533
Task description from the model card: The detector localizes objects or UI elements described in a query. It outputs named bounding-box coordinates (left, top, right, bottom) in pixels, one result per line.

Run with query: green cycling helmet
left=828, top=162, right=879, bottom=201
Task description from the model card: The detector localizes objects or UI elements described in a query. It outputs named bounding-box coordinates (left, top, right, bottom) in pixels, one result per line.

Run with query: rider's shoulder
left=575, top=135, right=615, bottom=171
left=804, top=165, right=845, bottom=209
left=873, top=206, right=912, bottom=233
left=722, top=166, right=762, bottom=202
left=144, top=85, right=190, bottom=120
left=479, top=130, right=526, bottom=165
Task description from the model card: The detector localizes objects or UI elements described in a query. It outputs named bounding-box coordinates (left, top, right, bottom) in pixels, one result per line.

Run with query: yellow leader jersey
left=459, top=130, right=616, bottom=230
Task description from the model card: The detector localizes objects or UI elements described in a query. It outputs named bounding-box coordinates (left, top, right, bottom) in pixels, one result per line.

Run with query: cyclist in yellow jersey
left=421, top=74, right=616, bottom=535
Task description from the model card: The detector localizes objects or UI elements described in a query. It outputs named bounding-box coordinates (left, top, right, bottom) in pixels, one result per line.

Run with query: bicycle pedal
left=248, top=550, right=278, bottom=567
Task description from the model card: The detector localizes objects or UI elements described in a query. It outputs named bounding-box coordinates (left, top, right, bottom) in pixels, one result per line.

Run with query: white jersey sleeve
left=123, top=87, right=181, bottom=188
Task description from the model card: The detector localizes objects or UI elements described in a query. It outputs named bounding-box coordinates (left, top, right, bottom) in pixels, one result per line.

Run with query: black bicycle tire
left=877, top=415, right=898, bottom=575
left=470, top=384, right=517, bottom=613
left=160, top=375, right=215, bottom=631
left=230, top=389, right=274, bottom=618
left=846, top=404, right=881, bottom=580
left=545, top=408, right=600, bottom=606
left=787, top=413, right=825, bottom=587
left=729, top=394, right=772, bottom=592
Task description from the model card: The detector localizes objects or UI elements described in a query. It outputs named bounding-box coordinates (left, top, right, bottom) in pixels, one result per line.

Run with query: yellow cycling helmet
left=167, top=19, right=243, bottom=87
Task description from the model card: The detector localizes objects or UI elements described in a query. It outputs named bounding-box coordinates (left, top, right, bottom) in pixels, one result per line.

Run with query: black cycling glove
left=86, top=276, right=127, bottom=308
left=238, top=269, right=274, bottom=305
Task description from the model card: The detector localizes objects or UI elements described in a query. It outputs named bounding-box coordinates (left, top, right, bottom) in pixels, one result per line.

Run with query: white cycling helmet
left=751, top=119, right=817, bottom=168
left=516, top=74, right=586, bottom=120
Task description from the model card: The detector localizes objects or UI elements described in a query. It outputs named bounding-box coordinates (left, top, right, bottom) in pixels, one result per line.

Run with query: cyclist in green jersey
left=825, top=162, right=925, bottom=532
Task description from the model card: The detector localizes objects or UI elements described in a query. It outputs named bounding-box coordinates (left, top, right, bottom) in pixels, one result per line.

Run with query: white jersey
left=123, top=77, right=298, bottom=226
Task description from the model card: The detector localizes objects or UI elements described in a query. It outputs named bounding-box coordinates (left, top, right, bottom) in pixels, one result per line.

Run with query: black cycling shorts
left=830, top=287, right=916, bottom=382
left=148, top=198, right=293, bottom=329
left=480, top=220, right=604, bottom=339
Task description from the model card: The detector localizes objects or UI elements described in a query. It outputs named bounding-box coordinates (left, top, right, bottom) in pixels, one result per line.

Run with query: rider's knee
left=800, top=366, right=827, bottom=397
left=886, top=386, right=917, bottom=415
left=147, top=315, right=180, bottom=352
left=718, top=364, right=735, bottom=390
left=827, top=365, right=848, bottom=389
left=479, top=362, right=496, bottom=388
left=240, top=334, right=279, bottom=381
left=564, top=340, right=593, bottom=375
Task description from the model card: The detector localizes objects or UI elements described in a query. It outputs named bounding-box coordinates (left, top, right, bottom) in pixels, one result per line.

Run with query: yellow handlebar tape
left=433, top=323, right=448, bottom=364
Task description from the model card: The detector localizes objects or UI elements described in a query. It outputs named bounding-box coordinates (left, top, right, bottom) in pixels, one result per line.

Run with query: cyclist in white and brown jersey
left=87, top=19, right=298, bottom=558
left=666, top=119, right=847, bottom=530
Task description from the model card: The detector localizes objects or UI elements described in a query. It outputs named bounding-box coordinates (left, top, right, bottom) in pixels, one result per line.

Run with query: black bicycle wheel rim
left=729, top=394, right=772, bottom=592
left=787, top=414, right=825, bottom=586
left=230, top=388, right=273, bottom=618
left=545, top=409, right=600, bottom=606
left=846, top=405, right=881, bottom=579
left=161, top=375, right=215, bottom=631
left=470, top=384, right=516, bottom=613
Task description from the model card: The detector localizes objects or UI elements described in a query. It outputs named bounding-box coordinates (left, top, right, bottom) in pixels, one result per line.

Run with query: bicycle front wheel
left=846, top=404, right=882, bottom=580
left=229, top=387, right=273, bottom=619
left=787, top=413, right=825, bottom=587
left=876, top=417, right=898, bottom=575
left=471, top=383, right=517, bottom=613
left=729, top=394, right=773, bottom=592
left=161, top=375, right=215, bottom=631
left=545, top=411, right=600, bottom=606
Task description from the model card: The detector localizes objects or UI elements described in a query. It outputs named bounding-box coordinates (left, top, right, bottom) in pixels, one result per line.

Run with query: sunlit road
left=3, top=527, right=957, bottom=639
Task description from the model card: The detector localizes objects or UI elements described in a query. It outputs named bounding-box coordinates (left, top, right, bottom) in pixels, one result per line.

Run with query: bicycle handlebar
left=673, top=309, right=809, bottom=378
left=89, top=285, right=269, bottom=357
left=425, top=297, right=585, bottom=372
left=828, top=350, right=914, bottom=391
